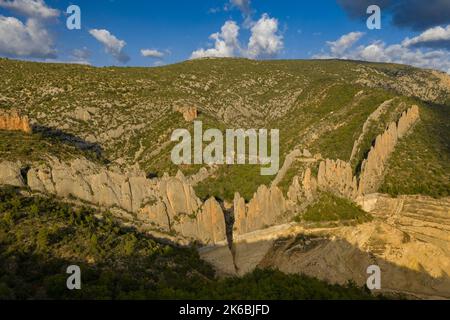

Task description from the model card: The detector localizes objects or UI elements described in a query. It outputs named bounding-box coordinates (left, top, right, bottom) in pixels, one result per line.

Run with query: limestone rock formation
left=0, top=157, right=226, bottom=243
left=176, top=106, right=198, bottom=121
left=0, top=104, right=423, bottom=245
left=359, top=105, right=419, bottom=195
left=0, top=161, right=25, bottom=187
left=317, top=159, right=358, bottom=199
left=287, top=168, right=317, bottom=202
left=350, top=99, right=394, bottom=162
left=234, top=185, right=286, bottom=235
left=202, top=194, right=450, bottom=298
left=175, top=197, right=227, bottom=244
left=0, top=109, right=32, bottom=133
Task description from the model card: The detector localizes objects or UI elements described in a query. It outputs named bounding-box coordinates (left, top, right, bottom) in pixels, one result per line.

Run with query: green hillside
left=0, top=57, right=449, bottom=200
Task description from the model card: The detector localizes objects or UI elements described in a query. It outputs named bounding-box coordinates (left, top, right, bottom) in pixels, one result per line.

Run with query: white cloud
left=89, top=29, right=130, bottom=64
left=326, top=31, right=365, bottom=56
left=191, top=20, right=240, bottom=59
left=0, top=0, right=59, bottom=20
left=247, top=14, right=283, bottom=59
left=140, top=49, right=165, bottom=58
left=402, top=25, right=450, bottom=49
left=314, top=31, right=450, bottom=74
left=0, top=15, right=56, bottom=58
left=0, top=0, right=59, bottom=59
left=190, top=14, right=284, bottom=60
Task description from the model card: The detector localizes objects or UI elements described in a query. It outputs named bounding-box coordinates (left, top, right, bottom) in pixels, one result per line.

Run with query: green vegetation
left=296, top=193, right=372, bottom=223
left=0, top=187, right=378, bottom=300
left=0, top=130, right=103, bottom=164
left=0, top=57, right=448, bottom=201
left=380, top=103, right=450, bottom=197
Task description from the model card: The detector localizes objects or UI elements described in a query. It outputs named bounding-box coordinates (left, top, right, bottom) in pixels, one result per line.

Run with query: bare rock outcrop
left=234, top=185, right=286, bottom=235
left=175, top=197, right=227, bottom=245
left=317, top=159, right=358, bottom=199
left=0, top=161, right=25, bottom=187
left=287, top=167, right=317, bottom=202
left=202, top=194, right=450, bottom=298
left=359, top=105, right=419, bottom=195
left=176, top=106, right=198, bottom=121
left=3, top=157, right=225, bottom=244
left=350, top=99, right=394, bottom=162
left=0, top=109, right=32, bottom=133
left=232, top=105, right=421, bottom=236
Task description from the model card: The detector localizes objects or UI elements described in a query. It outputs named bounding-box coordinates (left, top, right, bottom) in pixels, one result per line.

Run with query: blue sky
left=0, top=0, right=450, bottom=72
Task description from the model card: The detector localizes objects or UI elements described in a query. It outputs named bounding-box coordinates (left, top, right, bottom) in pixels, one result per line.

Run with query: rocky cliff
left=232, top=105, right=420, bottom=235
left=233, top=185, right=287, bottom=235
left=0, top=109, right=32, bottom=133
left=359, top=105, right=420, bottom=194
left=0, top=158, right=226, bottom=245
left=176, top=106, right=198, bottom=121
left=0, top=104, right=421, bottom=244
left=201, top=193, right=450, bottom=298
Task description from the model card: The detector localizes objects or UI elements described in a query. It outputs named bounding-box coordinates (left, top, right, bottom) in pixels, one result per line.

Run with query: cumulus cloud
left=191, top=20, right=240, bottom=59
left=247, top=14, right=283, bottom=59
left=89, top=29, right=130, bottom=64
left=0, top=0, right=58, bottom=59
left=314, top=31, right=450, bottom=74
left=326, top=31, right=365, bottom=56
left=0, top=15, right=56, bottom=58
left=140, top=49, right=165, bottom=58
left=0, top=0, right=59, bottom=20
left=337, top=0, right=450, bottom=31
left=402, top=25, right=450, bottom=50
left=191, top=14, right=283, bottom=60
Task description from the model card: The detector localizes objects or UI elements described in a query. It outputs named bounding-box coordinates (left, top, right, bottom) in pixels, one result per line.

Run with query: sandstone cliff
left=0, top=109, right=32, bottom=133
left=176, top=106, right=198, bottom=121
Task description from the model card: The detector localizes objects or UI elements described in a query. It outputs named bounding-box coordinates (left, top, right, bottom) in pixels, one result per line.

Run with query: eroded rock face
left=0, top=161, right=25, bottom=187
left=176, top=106, right=198, bottom=121
left=359, top=105, right=419, bottom=195
left=0, top=106, right=421, bottom=244
left=202, top=194, right=450, bottom=298
left=232, top=105, right=421, bottom=236
left=27, top=158, right=157, bottom=212
left=233, top=185, right=286, bottom=235
left=1, top=158, right=224, bottom=244
left=175, top=197, right=227, bottom=245
left=287, top=168, right=317, bottom=202
left=317, top=159, right=358, bottom=199
left=0, top=109, right=32, bottom=133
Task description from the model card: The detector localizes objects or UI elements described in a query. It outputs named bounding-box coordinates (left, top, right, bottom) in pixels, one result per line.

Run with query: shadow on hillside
left=32, top=124, right=107, bottom=162
left=202, top=232, right=450, bottom=299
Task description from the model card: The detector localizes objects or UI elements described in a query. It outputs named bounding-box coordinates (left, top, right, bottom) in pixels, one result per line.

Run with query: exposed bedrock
left=1, top=157, right=226, bottom=245
left=0, top=106, right=422, bottom=245
left=0, top=109, right=32, bottom=133
left=359, top=105, right=420, bottom=195
left=201, top=194, right=450, bottom=298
